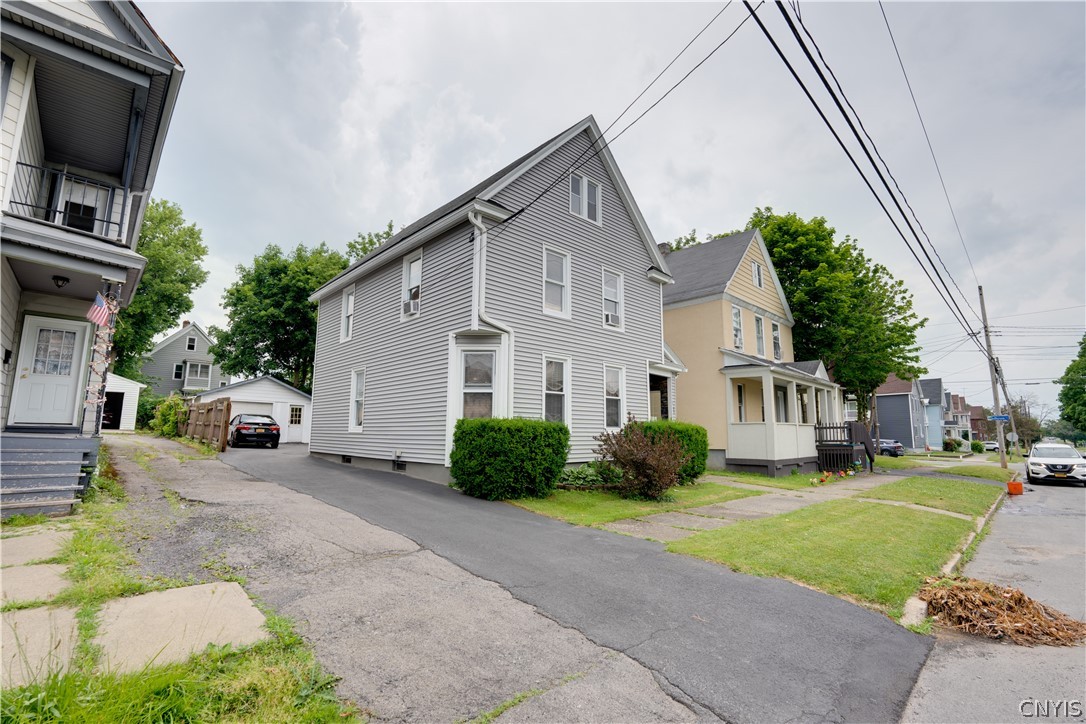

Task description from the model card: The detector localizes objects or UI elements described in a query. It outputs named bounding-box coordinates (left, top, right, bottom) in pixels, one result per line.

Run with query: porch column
left=787, top=380, right=798, bottom=426
left=760, top=369, right=776, bottom=461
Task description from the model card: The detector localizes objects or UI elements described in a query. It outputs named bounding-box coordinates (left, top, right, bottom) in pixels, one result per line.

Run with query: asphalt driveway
left=222, top=445, right=931, bottom=723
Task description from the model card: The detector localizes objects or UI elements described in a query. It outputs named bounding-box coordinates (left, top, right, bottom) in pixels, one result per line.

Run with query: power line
left=878, top=0, right=980, bottom=289
left=924, top=304, right=1085, bottom=325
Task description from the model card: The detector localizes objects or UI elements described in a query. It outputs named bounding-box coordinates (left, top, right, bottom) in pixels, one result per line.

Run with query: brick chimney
left=181, top=320, right=190, bottom=328
left=657, top=242, right=671, bottom=255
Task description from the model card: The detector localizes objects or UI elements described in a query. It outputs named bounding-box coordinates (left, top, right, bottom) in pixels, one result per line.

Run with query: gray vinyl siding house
left=874, top=374, right=927, bottom=450
left=141, top=322, right=227, bottom=397
left=309, top=116, right=680, bottom=482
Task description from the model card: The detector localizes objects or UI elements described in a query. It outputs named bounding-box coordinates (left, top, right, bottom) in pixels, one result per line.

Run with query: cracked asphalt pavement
left=214, top=442, right=932, bottom=723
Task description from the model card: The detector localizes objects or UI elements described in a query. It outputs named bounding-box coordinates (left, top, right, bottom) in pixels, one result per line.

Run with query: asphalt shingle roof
left=662, top=230, right=758, bottom=305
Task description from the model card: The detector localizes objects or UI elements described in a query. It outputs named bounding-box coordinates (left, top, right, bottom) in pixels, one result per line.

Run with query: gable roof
left=192, top=375, right=310, bottom=400
left=149, top=323, right=212, bottom=355
left=312, top=115, right=670, bottom=301
left=876, top=373, right=917, bottom=396
left=662, top=229, right=794, bottom=323
left=918, top=378, right=944, bottom=405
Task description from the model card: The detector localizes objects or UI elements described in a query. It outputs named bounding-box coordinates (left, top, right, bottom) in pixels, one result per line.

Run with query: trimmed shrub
left=594, top=416, right=690, bottom=501
left=943, top=438, right=963, bottom=453
left=450, top=418, right=570, bottom=500
left=136, top=389, right=165, bottom=430
left=640, top=420, right=708, bottom=484
left=970, top=440, right=984, bottom=454
left=558, top=461, right=624, bottom=490
left=150, top=394, right=189, bottom=438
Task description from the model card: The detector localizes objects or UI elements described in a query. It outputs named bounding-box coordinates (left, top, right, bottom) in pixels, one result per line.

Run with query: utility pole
left=997, top=367, right=1024, bottom=460
left=979, top=286, right=1007, bottom=469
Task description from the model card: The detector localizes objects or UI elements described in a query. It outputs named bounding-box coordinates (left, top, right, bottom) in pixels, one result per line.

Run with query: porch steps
left=1, top=435, right=100, bottom=519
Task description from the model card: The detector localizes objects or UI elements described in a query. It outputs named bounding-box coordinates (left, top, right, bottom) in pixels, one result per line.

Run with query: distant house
left=874, top=373, right=927, bottom=450
left=945, top=393, right=971, bottom=441
left=141, top=321, right=228, bottom=397
left=969, top=405, right=990, bottom=442
left=663, top=230, right=843, bottom=476
left=192, top=376, right=311, bottom=444
left=918, top=378, right=948, bottom=449
left=307, top=116, right=680, bottom=482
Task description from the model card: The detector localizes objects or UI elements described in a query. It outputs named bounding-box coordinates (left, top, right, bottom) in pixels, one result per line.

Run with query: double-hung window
left=569, top=173, right=601, bottom=224
left=402, top=252, right=422, bottom=318
left=544, top=356, right=569, bottom=424
left=349, top=369, right=365, bottom=431
left=173, top=363, right=183, bottom=380
left=341, top=286, right=355, bottom=342
left=752, top=261, right=764, bottom=288
left=186, top=363, right=210, bottom=389
left=736, top=383, right=746, bottom=422
left=604, top=365, right=624, bottom=429
left=543, top=248, right=570, bottom=317
left=732, top=306, right=743, bottom=351
left=602, top=269, right=622, bottom=328
left=186, top=336, right=196, bottom=351
left=772, top=322, right=782, bottom=361
left=463, top=351, right=495, bottom=419
left=755, top=317, right=765, bottom=357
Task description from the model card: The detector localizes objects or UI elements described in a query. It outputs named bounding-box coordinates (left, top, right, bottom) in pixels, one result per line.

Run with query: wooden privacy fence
left=185, top=398, right=232, bottom=452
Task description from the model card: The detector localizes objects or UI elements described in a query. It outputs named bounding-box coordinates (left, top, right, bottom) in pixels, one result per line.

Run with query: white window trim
left=755, top=316, right=765, bottom=358
left=401, top=250, right=423, bottom=320
left=186, top=336, right=196, bottom=351
left=290, top=405, right=303, bottom=425
left=603, top=364, right=626, bottom=430
left=542, top=246, right=572, bottom=319
left=460, top=347, right=501, bottom=420
left=569, top=172, right=603, bottom=226
left=542, top=354, right=572, bottom=430
left=184, top=362, right=211, bottom=390
left=736, top=382, right=746, bottom=422
left=601, top=268, right=624, bottom=331
left=340, top=285, right=355, bottom=342
left=771, top=322, right=782, bottom=361
left=173, top=363, right=183, bottom=380
left=732, top=306, right=743, bottom=352
left=752, top=261, right=764, bottom=289
left=349, top=367, right=365, bottom=432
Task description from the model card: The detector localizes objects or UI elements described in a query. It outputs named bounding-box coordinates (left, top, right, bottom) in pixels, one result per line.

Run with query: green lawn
left=856, top=476, right=1003, bottom=517
left=668, top=499, right=974, bottom=618
left=905, top=451, right=969, bottom=459
left=873, top=455, right=924, bottom=471
left=985, top=452, right=1025, bottom=464
left=704, top=470, right=828, bottom=490
left=938, top=465, right=1016, bottom=483
left=510, top=482, right=762, bottom=526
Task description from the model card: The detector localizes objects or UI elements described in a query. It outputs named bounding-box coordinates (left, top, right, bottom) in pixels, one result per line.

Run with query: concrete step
left=1, top=461, right=84, bottom=475
left=0, top=450, right=85, bottom=462
left=1, top=485, right=83, bottom=495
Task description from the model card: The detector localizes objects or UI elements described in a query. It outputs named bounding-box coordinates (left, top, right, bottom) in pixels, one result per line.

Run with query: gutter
left=468, top=210, right=515, bottom=418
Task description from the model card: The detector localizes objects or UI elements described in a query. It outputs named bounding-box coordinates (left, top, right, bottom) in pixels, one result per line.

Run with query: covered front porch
left=720, top=353, right=843, bottom=477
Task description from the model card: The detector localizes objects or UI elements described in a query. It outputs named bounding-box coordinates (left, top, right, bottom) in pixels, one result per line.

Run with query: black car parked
left=877, top=439, right=905, bottom=457
left=227, top=414, right=281, bottom=448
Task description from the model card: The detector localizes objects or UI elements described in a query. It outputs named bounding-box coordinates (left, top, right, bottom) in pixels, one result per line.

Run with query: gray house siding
left=309, top=226, right=475, bottom=466
left=486, top=129, right=663, bottom=460
left=141, top=327, right=226, bottom=396
left=876, top=394, right=917, bottom=449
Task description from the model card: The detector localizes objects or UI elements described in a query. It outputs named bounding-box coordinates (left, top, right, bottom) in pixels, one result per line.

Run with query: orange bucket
left=1007, top=481, right=1023, bottom=496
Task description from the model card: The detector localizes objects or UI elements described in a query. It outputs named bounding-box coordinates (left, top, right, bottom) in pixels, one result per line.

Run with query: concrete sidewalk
left=1, top=524, right=268, bottom=689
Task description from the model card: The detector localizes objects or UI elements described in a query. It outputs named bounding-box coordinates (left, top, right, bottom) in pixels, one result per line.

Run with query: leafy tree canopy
left=745, top=207, right=927, bottom=422
left=346, top=220, right=394, bottom=261
left=209, top=243, right=348, bottom=392
left=1057, top=334, right=1086, bottom=431
left=112, top=199, right=208, bottom=378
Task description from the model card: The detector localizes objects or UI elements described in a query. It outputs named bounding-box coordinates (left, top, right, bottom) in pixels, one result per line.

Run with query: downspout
left=468, top=210, right=515, bottom=417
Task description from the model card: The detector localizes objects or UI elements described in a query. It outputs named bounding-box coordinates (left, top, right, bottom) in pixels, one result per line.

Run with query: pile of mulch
left=920, top=576, right=1086, bottom=646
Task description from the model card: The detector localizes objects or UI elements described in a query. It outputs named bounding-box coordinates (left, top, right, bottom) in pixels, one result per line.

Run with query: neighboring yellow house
left=663, top=230, right=843, bottom=476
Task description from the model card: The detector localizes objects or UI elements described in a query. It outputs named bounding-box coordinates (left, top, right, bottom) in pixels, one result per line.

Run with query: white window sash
left=349, top=368, right=365, bottom=431
left=732, top=307, right=743, bottom=351
left=604, top=365, right=624, bottom=429
left=341, top=286, right=355, bottom=341
left=543, top=248, right=570, bottom=317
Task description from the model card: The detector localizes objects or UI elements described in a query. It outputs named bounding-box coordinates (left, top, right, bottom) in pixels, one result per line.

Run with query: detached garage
left=192, top=377, right=311, bottom=444
left=102, top=374, right=146, bottom=431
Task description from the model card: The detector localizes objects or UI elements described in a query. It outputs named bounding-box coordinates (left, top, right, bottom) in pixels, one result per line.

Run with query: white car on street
left=1025, top=443, right=1086, bottom=485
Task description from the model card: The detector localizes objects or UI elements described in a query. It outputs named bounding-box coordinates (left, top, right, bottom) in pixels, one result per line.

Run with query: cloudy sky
left=139, top=1, right=1084, bottom=417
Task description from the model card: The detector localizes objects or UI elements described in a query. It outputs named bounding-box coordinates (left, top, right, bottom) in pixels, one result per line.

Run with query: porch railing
left=815, top=421, right=874, bottom=471
left=7, top=162, right=127, bottom=241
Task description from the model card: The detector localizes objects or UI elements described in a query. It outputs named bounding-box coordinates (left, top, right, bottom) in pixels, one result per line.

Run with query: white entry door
left=9, top=315, right=90, bottom=426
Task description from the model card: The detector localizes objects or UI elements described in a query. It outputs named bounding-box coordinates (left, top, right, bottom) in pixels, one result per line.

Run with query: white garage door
left=230, top=401, right=274, bottom=419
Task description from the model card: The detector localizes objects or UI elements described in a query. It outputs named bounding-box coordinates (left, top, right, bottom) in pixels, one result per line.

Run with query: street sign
left=988, top=415, right=1010, bottom=422
left=1006, top=432, right=1019, bottom=442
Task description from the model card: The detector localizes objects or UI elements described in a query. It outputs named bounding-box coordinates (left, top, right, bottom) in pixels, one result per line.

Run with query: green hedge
left=640, top=421, right=708, bottom=484
left=450, top=418, right=570, bottom=500
left=970, top=440, right=984, bottom=454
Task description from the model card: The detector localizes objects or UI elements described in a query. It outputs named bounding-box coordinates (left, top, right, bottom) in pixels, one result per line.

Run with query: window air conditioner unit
left=403, top=299, right=420, bottom=315
left=605, top=313, right=621, bottom=327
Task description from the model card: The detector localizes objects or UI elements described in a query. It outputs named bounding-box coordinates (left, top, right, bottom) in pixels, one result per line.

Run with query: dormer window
left=569, top=173, right=601, bottom=224
left=752, top=261, right=764, bottom=289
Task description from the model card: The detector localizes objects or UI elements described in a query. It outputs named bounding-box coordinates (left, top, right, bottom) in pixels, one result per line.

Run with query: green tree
left=346, top=220, right=394, bottom=261
left=111, top=199, right=208, bottom=378
left=209, top=243, right=348, bottom=392
left=1057, top=334, right=1086, bottom=431
left=746, top=208, right=926, bottom=423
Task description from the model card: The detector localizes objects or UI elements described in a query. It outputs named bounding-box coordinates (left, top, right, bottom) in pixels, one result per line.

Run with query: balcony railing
left=7, top=162, right=127, bottom=241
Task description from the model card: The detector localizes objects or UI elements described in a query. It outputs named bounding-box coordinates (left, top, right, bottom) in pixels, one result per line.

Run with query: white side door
left=9, top=315, right=91, bottom=426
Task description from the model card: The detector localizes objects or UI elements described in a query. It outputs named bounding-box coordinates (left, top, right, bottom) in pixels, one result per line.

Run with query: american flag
left=86, top=293, right=112, bottom=326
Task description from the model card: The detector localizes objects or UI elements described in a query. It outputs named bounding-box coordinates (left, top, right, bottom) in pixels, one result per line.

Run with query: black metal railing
left=815, top=421, right=874, bottom=470
left=7, top=162, right=127, bottom=240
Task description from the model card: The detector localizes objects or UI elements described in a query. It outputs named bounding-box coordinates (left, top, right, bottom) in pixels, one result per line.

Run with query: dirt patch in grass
left=920, top=577, right=1086, bottom=646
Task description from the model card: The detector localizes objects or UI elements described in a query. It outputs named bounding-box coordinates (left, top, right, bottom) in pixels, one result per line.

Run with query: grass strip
left=704, top=470, right=830, bottom=490
left=873, top=456, right=925, bottom=471
left=856, top=476, right=1002, bottom=518
left=510, top=482, right=761, bottom=526
left=937, top=465, right=1015, bottom=483
left=668, top=499, right=974, bottom=619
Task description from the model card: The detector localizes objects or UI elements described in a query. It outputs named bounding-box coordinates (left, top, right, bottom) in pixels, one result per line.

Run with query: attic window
left=569, top=173, right=601, bottom=224
left=752, top=261, right=764, bottom=289
left=186, top=336, right=196, bottom=351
